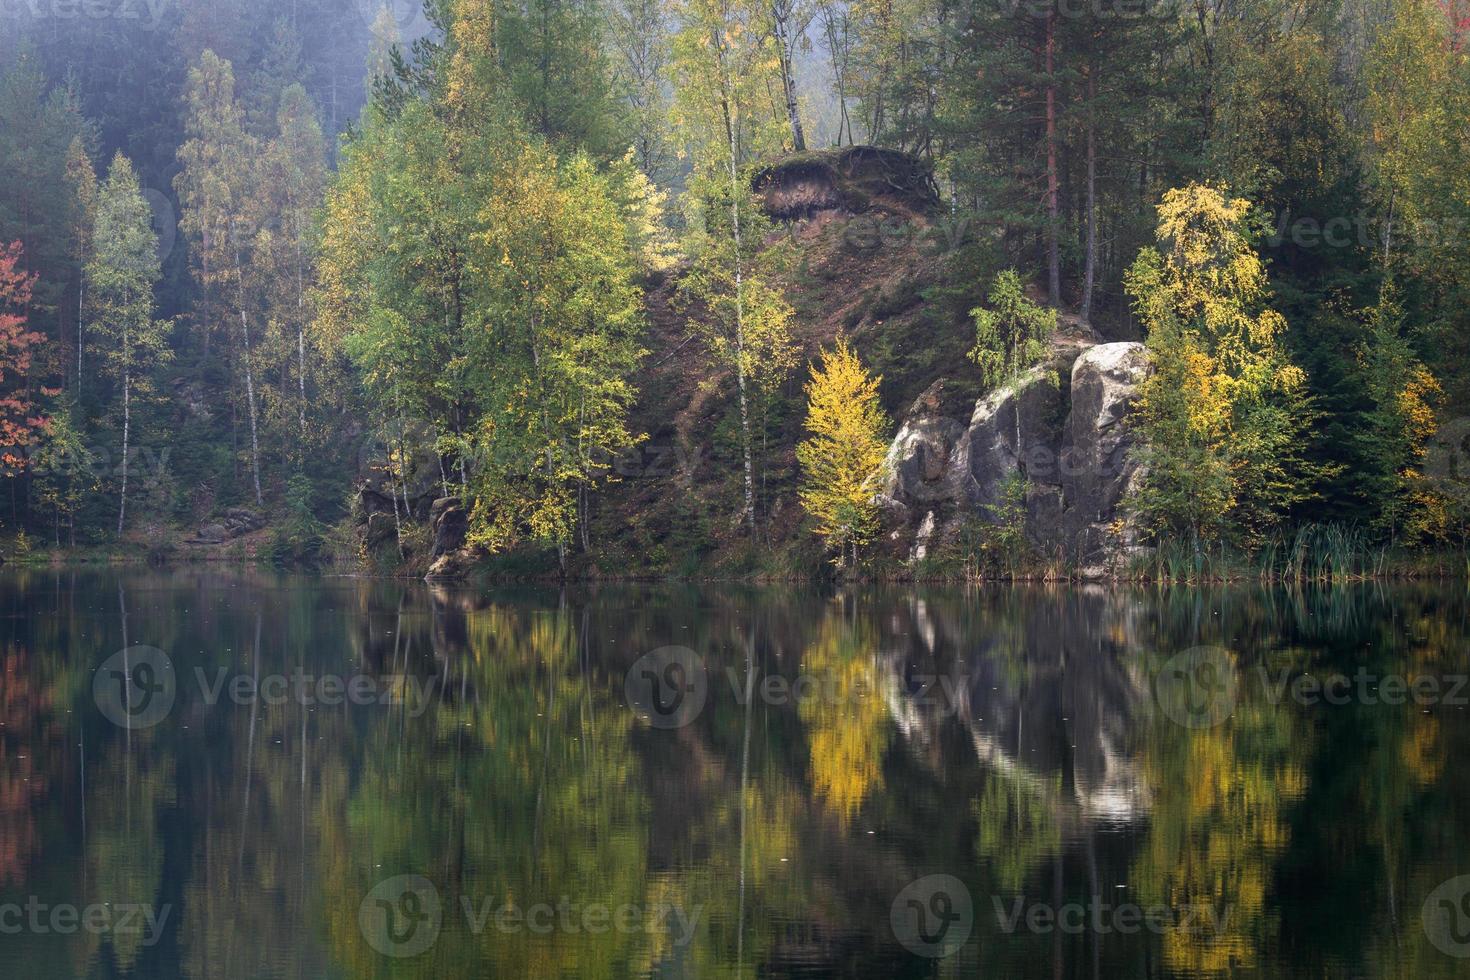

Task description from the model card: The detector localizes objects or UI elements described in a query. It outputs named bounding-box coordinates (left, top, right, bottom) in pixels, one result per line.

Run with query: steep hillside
left=578, top=148, right=979, bottom=578
left=364, top=146, right=1152, bottom=582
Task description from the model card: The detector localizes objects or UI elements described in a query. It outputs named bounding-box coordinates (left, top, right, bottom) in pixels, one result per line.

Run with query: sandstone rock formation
left=881, top=338, right=1151, bottom=577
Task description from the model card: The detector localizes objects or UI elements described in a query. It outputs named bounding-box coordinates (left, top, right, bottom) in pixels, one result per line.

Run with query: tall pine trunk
left=295, top=224, right=308, bottom=444
left=77, top=277, right=84, bottom=395
left=1081, top=66, right=1098, bottom=323
left=1045, top=9, right=1061, bottom=305
left=118, top=363, right=129, bottom=536
left=727, top=109, right=757, bottom=539
left=240, top=308, right=263, bottom=505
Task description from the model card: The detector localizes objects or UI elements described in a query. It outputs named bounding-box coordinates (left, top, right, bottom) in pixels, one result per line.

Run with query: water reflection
left=0, top=570, right=1467, bottom=977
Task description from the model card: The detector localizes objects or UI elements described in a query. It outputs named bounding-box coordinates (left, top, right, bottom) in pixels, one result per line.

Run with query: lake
left=1, top=569, right=1468, bottom=977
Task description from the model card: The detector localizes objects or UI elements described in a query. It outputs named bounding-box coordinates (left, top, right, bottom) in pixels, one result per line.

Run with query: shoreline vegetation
left=2, top=2, right=1470, bottom=588
left=5, top=521, right=1468, bottom=588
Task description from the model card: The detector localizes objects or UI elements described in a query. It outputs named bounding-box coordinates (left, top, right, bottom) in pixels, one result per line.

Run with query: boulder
left=881, top=338, right=1152, bottom=575
left=1042, top=343, right=1150, bottom=572
left=1062, top=343, right=1150, bottom=522
left=426, top=546, right=483, bottom=580
left=196, top=524, right=228, bottom=544
left=751, top=146, right=938, bottom=221
left=429, top=497, right=468, bottom=557
left=365, top=512, right=398, bottom=552
left=880, top=381, right=968, bottom=509
left=961, top=365, right=1064, bottom=513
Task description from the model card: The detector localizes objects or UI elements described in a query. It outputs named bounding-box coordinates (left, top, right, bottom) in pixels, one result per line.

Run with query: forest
left=0, top=0, right=1468, bottom=580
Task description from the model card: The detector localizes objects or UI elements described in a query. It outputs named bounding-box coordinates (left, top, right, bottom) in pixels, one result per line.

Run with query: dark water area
left=1, top=569, right=1469, bottom=977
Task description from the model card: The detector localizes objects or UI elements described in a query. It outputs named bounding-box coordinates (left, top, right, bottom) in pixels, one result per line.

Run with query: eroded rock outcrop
left=882, top=338, right=1150, bottom=576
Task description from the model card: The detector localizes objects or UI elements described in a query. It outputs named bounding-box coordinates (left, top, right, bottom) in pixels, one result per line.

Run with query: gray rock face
left=364, top=512, right=398, bottom=552
left=882, top=340, right=1151, bottom=574
left=191, top=508, right=264, bottom=545
left=429, top=497, right=469, bottom=557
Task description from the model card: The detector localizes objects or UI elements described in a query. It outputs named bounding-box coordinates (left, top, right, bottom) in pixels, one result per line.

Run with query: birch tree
left=671, top=0, right=796, bottom=537
left=264, top=83, right=326, bottom=453
left=176, top=50, right=266, bottom=505
left=86, top=154, right=169, bottom=536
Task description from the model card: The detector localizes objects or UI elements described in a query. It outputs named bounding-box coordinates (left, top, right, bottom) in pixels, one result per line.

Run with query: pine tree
left=63, top=137, right=97, bottom=396
left=263, top=83, right=326, bottom=456
left=1356, top=282, right=1445, bottom=542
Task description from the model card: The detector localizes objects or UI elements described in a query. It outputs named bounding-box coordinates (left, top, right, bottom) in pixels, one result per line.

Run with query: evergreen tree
left=1356, top=282, right=1446, bottom=542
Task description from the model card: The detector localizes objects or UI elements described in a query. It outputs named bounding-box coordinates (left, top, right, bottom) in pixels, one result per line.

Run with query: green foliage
left=968, top=270, right=1057, bottom=390
left=1128, top=184, right=1326, bottom=548
left=270, top=473, right=326, bottom=563
left=1354, top=282, right=1447, bottom=543
left=87, top=152, right=171, bottom=535
left=318, top=4, right=649, bottom=564
left=984, top=471, right=1031, bottom=577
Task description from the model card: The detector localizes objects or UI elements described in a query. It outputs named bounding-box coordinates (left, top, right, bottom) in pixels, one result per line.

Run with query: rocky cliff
left=352, top=147, right=1151, bottom=580
left=880, top=333, right=1152, bottom=577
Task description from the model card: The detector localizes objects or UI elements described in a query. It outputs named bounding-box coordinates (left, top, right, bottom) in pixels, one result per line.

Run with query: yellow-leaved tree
left=1127, top=183, right=1324, bottom=549
left=797, top=338, right=890, bottom=568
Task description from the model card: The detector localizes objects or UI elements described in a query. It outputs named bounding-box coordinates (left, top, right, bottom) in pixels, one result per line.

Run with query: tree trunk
left=118, top=364, right=129, bottom=536
left=240, top=309, right=263, bottom=505
left=295, top=224, right=308, bottom=445
left=1045, top=10, right=1062, bottom=305
left=719, top=46, right=758, bottom=539
left=77, top=278, right=84, bottom=395
left=774, top=3, right=807, bottom=151
left=1081, top=66, right=1098, bottom=323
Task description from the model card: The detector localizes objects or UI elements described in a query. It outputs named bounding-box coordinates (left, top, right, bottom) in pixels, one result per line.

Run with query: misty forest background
left=1, top=0, right=1469, bottom=576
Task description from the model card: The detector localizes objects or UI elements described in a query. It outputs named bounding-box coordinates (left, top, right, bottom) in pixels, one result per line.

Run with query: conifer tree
left=797, top=337, right=889, bottom=567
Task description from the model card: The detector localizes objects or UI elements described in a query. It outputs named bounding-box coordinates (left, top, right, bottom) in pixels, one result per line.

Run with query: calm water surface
left=1, top=569, right=1469, bottom=977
